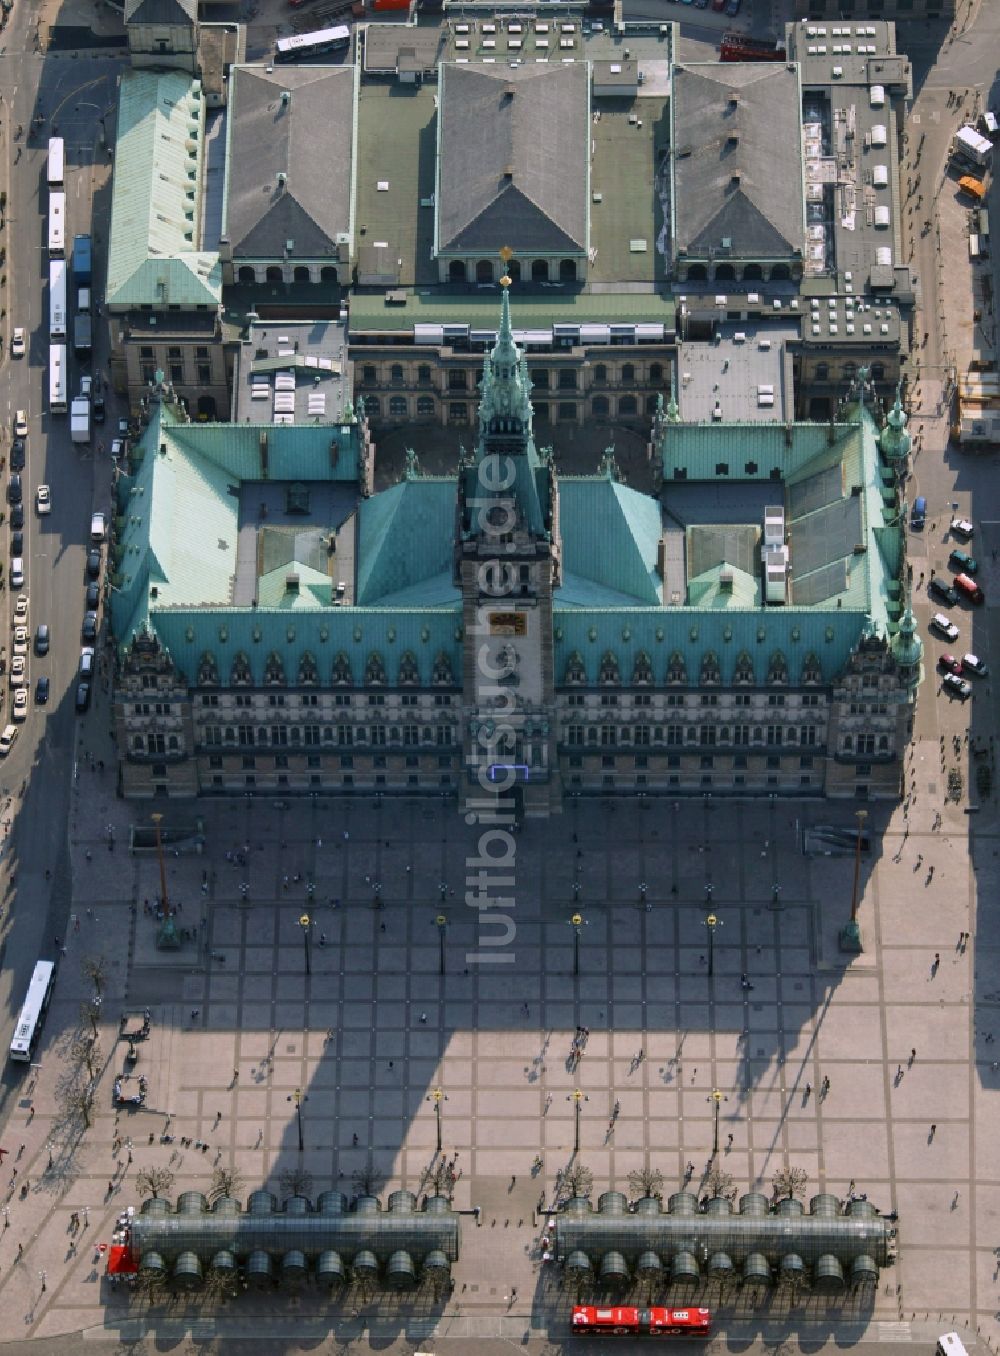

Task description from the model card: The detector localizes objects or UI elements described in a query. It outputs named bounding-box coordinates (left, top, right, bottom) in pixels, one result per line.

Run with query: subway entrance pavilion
left=111, top=284, right=919, bottom=812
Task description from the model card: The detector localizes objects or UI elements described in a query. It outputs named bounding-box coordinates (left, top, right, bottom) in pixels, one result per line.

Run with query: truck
left=73, top=233, right=92, bottom=287
left=73, top=313, right=92, bottom=356
left=70, top=396, right=91, bottom=444
left=952, top=125, right=992, bottom=170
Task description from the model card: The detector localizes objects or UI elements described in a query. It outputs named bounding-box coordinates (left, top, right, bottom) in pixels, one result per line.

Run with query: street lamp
left=287, top=1088, right=308, bottom=1152
left=46, top=1140, right=53, bottom=1170
left=570, top=1088, right=585, bottom=1152
left=150, top=812, right=170, bottom=916
left=570, top=913, right=583, bottom=977
left=299, top=913, right=312, bottom=976
left=711, top=1089, right=722, bottom=1156
left=705, top=913, right=718, bottom=977
left=39, top=1269, right=47, bottom=1293
left=839, top=809, right=868, bottom=954
left=436, top=915, right=447, bottom=977
left=428, top=1086, right=445, bottom=1152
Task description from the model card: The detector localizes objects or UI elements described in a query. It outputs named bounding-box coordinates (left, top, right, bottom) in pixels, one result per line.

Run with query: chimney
left=719, top=568, right=734, bottom=593
left=285, top=573, right=300, bottom=594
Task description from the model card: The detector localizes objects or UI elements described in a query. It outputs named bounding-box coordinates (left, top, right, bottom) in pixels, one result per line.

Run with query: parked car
left=86, top=548, right=101, bottom=580
left=929, top=577, right=958, bottom=607
left=10, top=439, right=25, bottom=472
left=963, top=653, right=988, bottom=677
left=13, top=626, right=27, bottom=657
left=85, top=580, right=100, bottom=610
left=725, top=0, right=741, bottom=12
left=75, top=682, right=91, bottom=713
left=13, top=410, right=27, bottom=438
left=930, top=612, right=959, bottom=641
left=10, top=558, right=24, bottom=589
left=9, top=654, right=25, bottom=687
left=81, top=611, right=98, bottom=643
left=951, top=517, right=974, bottom=539
left=950, top=548, right=977, bottom=574
left=10, top=531, right=23, bottom=557
left=938, top=653, right=963, bottom=675
left=10, top=328, right=25, bottom=359
left=10, top=506, right=24, bottom=531
left=14, top=593, right=28, bottom=622
left=7, top=474, right=22, bottom=505
left=12, top=687, right=27, bottom=721
left=0, top=724, right=18, bottom=755
left=942, top=672, right=972, bottom=700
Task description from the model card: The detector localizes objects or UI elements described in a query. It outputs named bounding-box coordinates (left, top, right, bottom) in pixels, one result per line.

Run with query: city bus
left=275, top=23, right=350, bottom=60
left=48, top=191, right=65, bottom=257
left=49, top=344, right=68, bottom=414
left=9, top=960, right=57, bottom=1062
left=571, top=1307, right=713, bottom=1338
left=47, top=135, right=65, bottom=189
left=49, top=258, right=67, bottom=341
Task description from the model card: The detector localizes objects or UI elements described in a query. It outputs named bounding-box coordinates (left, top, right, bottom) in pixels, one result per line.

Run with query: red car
left=938, top=653, right=963, bottom=675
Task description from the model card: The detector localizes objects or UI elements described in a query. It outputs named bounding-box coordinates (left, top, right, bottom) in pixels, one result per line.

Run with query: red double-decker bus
left=571, top=1306, right=712, bottom=1338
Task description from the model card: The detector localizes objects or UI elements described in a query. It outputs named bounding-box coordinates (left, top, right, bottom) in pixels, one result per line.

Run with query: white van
left=938, top=1334, right=969, bottom=1356
left=90, top=511, right=107, bottom=544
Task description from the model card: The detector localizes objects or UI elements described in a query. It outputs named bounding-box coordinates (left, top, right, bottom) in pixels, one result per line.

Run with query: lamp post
left=287, top=1088, right=307, bottom=1152
left=150, top=812, right=170, bottom=916
left=705, top=913, right=718, bottom=977
left=428, top=1087, right=445, bottom=1152
left=711, top=1089, right=722, bottom=1156
left=571, top=913, right=583, bottom=977
left=839, top=809, right=868, bottom=954
left=436, top=915, right=447, bottom=977
left=571, top=1088, right=584, bottom=1152
left=299, top=913, right=312, bottom=976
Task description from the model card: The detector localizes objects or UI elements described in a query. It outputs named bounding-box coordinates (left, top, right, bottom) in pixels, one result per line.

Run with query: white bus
left=275, top=23, right=350, bottom=60
left=49, top=344, right=68, bottom=414
left=47, top=136, right=65, bottom=190
left=49, top=258, right=67, bottom=340
left=48, top=191, right=65, bottom=257
left=9, top=960, right=57, bottom=1062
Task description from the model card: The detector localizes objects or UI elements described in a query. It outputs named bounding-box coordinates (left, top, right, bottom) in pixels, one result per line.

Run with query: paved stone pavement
left=0, top=727, right=995, bottom=1353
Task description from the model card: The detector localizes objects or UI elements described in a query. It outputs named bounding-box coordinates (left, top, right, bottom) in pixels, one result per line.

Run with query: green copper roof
left=107, top=70, right=221, bottom=309
left=560, top=477, right=663, bottom=605
left=347, top=287, right=676, bottom=334
left=257, top=560, right=333, bottom=609
left=356, top=478, right=456, bottom=605
left=687, top=562, right=759, bottom=609
left=661, top=420, right=859, bottom=483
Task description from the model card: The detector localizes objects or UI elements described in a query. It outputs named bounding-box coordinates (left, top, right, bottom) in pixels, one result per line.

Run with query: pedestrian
left=352, top=1133, right=358, bottom=1146
left=420, top=1012, right=427, bottom=1024
left=909, top=1048, right=916, bottom=1064
left=510, top=1175, right=516, bottom=1188
left=107, top=1179, right=114, bottom=1195
left=232, top=1068, right=239, bottom=1083
left=388, top=1061, right=394, bottom=1070
left=726, top=1132, right=734, bottom=1148
left=15, top=1243, right=22, bottom=1260
left=805, top=1082, right=811, bottom=1097
left=930, top=1123, right=937, bottom=1139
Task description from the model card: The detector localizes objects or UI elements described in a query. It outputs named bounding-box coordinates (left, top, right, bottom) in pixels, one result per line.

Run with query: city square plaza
left=1, top=743, right=997, bottom=1349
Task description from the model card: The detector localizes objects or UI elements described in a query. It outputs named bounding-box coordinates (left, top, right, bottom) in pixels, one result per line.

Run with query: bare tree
left=135, top=1166, right=175, bottom=1200
left=60, top=1078, right=96, bottom=1131
left=772, top=1165, right=808, bottom=1201
left=81, top=955, right=108, bottom=997
left=563, top=1161, right=594, bottom=1199
left=704, top=1162, right=735, bottom=1200
left=79, top=1000, right=100, bottom=1040
left=628, top=1165, right=664, bottom=1201
left=279, top=1165, right=313, bottom=1200
left=210, top=1165, right=245, bottom=1203
left=351, top=1160, right=386, bottom=1198
left=426, top=1159, right=456, bottom=1197
left=70, top=1036, right=102, bottom=1081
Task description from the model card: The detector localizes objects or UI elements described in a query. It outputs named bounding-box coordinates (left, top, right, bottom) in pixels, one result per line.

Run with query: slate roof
left=223, top=65, right=356, bottom=260
left=125, top=0, right=195, bottom=26
left=436, top=63, right=590, bottom=255
left=671, top=62, right=805, bottom=262
left=107, top=70, right=221, bottom=309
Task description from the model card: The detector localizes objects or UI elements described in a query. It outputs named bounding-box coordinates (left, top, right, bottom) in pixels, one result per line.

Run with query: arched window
left=646, top=394, right=660, bottom=414
left=621, top=363, right=635, bottom=383
left=390, top=364, right=404, bottom=386
left=293, top=265, right=310, bottom=283
left=320, top=265, right=338, bottom=283
left=594, top=363, right=607, bottom=384
left=506, top=259, right=521, bottom=282
left=650, top=362, right=663, bottom=383
left=416, top=396, right=434, bottom=418
left=237, top=265, right=255, bottom=284
left=531, top=369, right=549, bottom=389
left=688, top=263, right=708, bottom=282
left=389, top=396, right=407, bottom=417
left=871, top=362, right=886, bottom=381
left=197, top=395, right=216, bottom=419
left=815, top=362, right=829, bottom=381
left=476, top=259, right=493, bottom=283
left=715, top=263, right=735, bottom=281
left=559, top=259, right=577, bottom=282
left=531, top=259, right=548, bottom=282
left=448, top=260, right=466, bottom=283
left=364, top=395, right=380, bottom=417
left=592, top=395, right=609, bottom=416
left=362, top=364, right=377, bottom=384
left=265, top=266, right=283, bottom=283
left=743, top=263, right=763, bottom=281
left=770, top=263, right=791, bottom=281
left=417, top=365, right=431, bottom=385
left=619, top=395, right=637, bottom=415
